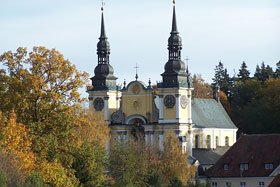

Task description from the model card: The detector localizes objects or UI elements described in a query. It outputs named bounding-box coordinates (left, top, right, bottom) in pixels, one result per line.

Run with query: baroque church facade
left=87, top=3, right=237, bottom=156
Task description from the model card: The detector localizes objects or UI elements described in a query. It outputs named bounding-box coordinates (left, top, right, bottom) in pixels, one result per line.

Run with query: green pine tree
left=254, top=65, right=262, bottom=81
left=238, top=61, right=250, bottom=82
left=212, top=61, right=232, bottom=97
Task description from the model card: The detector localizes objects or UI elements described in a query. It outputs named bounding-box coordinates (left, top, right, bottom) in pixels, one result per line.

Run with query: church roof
left=192, top=98, right=237, bottom=129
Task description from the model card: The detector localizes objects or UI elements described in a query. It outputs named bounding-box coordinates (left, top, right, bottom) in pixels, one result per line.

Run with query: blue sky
left=1, top=0, right=279, bottom=90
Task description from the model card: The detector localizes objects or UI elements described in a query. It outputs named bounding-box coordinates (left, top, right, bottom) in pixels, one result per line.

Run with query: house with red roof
left=268, top=174, right=280, bottom=187
left=205, top=134, right=280, bottom=187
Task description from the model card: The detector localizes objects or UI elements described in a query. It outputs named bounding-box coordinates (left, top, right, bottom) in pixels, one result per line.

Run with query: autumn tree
left=109, top=141, right=148, bottom=187
left=0, top=150, right=25, bottom=186
left=0, top=167, right=8, bottom=187
left=219, top=90, right=231, bottom=114
left=0, top=47, right=98, bottom=185
left=192, top=74, right=212, bottom=98
left=160, top=134, right=196, bottom=185
left=77, top=112, right=109, bottom=147
left=0, top=111, right=35, bottom=175
left=0, top=46, right=88, bottom=123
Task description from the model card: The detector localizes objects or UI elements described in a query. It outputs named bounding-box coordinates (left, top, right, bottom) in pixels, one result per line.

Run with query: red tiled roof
left=205, top=134, right=280, bottom=177
left=269, top=174, right=280, bottom=187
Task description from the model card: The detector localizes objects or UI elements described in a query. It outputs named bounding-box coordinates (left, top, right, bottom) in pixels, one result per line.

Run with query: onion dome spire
left=168, top=5, right=182, bottom=61
left=90, top=7, right=118, bottom=91
left=159, top=1, right=187, bottom=88
left=97, top=11, right=110, bottom=64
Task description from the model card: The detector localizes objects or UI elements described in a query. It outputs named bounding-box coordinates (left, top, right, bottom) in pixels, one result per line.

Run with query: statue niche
left=130, top=118, right=145, bottom=143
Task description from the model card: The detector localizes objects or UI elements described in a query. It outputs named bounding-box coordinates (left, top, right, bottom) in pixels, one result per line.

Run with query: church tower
left=87, top=2, right=237, bottom=157
left=87, top=8, right=120, bottom=121
left=157, top=2, right=194, bottom=154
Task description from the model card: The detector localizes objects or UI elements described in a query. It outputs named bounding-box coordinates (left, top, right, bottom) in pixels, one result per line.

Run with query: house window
left=226, top=182, right=231, bottom=187
left=195, top=135, right=200, bottom=148
left=265, top=163, right=273, bottom=170
left=240, top=163, right=248, bottom=170
left=259, top=182, right=264, bottom=187
left=211, top=182, right=217, bottom=187
left=225, top=136, right=229, bottom=146
left=223, top=164, right=229, bottom=170
left=216, top=136, right=219, bottom=147
left=240, top=182, right=246, bottom=187
left=207, top=135, right=211, bottom=148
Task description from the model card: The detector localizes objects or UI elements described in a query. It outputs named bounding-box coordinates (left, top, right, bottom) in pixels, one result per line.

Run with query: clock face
left=164, top=95, right=175, bottom=108
left=94, top=98, right=104, bottom=111
left=180, top=95, right=187, bottom=109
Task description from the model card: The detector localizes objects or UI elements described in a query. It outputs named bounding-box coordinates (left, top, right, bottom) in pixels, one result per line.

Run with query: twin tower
left=87, top=4, right=194, bottom=153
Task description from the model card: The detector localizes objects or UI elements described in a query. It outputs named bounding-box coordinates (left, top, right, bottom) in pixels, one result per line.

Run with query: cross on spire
left=134, top=63, right=139, bottom=81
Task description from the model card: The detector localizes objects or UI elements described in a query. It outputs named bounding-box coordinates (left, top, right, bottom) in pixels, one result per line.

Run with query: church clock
left=94, top=98, right=104, bottom=111
left=164, top=95, right=175, bottom=108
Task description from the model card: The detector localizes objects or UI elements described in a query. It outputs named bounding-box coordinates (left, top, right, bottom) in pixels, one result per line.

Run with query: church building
left=87, top=2, right=237, bottom=156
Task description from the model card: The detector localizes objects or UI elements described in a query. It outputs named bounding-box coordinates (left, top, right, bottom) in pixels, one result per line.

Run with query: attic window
left=265, top=163, right=273, bottom=170
left=240, top=163, right=248, bottom=170
left=223, top=164, right=229, bottom=170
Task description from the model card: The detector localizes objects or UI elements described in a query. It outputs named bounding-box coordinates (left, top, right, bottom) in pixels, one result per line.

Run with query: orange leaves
left=37, top=159, right=78, bottom=187
left=0, top=46, right=89, bottom=124
left=193, top=74, right=213, bottom=98
left=0, top=110, right=35, bottom=175
left=161, top=134, right=196, bottom=185
left=219, top=90, right=231, bottom=114
left=77, top=112, right=109, bottom=148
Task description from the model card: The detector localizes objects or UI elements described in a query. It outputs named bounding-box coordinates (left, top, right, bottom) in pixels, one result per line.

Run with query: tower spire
left=100, top=12, right=107, bottom=39
left=159, top=1, right=187, bottom=88
left=171, top=5, right=178, bottom=34
left=90, top=4, right=118, bottom=91
left=97, top=4, right=110, bottom=65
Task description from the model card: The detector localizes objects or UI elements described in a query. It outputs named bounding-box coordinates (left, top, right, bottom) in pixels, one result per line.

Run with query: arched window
left=206, top=135, right=211, bottom=148
left=216, top=136, right=219, bottom=147
left=225, top=136, right=229, bottom=146
left=195, top=135, right=200, bottom=148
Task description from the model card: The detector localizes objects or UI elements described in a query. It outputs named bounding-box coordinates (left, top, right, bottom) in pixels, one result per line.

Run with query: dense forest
left=193, top=60, right=280, bottom=135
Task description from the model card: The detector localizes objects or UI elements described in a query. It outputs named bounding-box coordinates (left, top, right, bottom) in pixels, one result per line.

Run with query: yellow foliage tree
left=76, top=111, right=110, bottom=148
left=0, top=110, right=35, bottom=175
left=160, top=134, right=196, bottom=185
left=192, top=74, right=213, bottom=98
left=0, top=46, right=88, bottom=125
left=38, top=159, right=78, bottom=187
left=219, top=90, right=231, bottom=114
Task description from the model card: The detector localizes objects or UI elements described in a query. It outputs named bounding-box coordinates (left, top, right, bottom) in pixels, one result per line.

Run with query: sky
left=1, top=0, right=280, bottom=93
